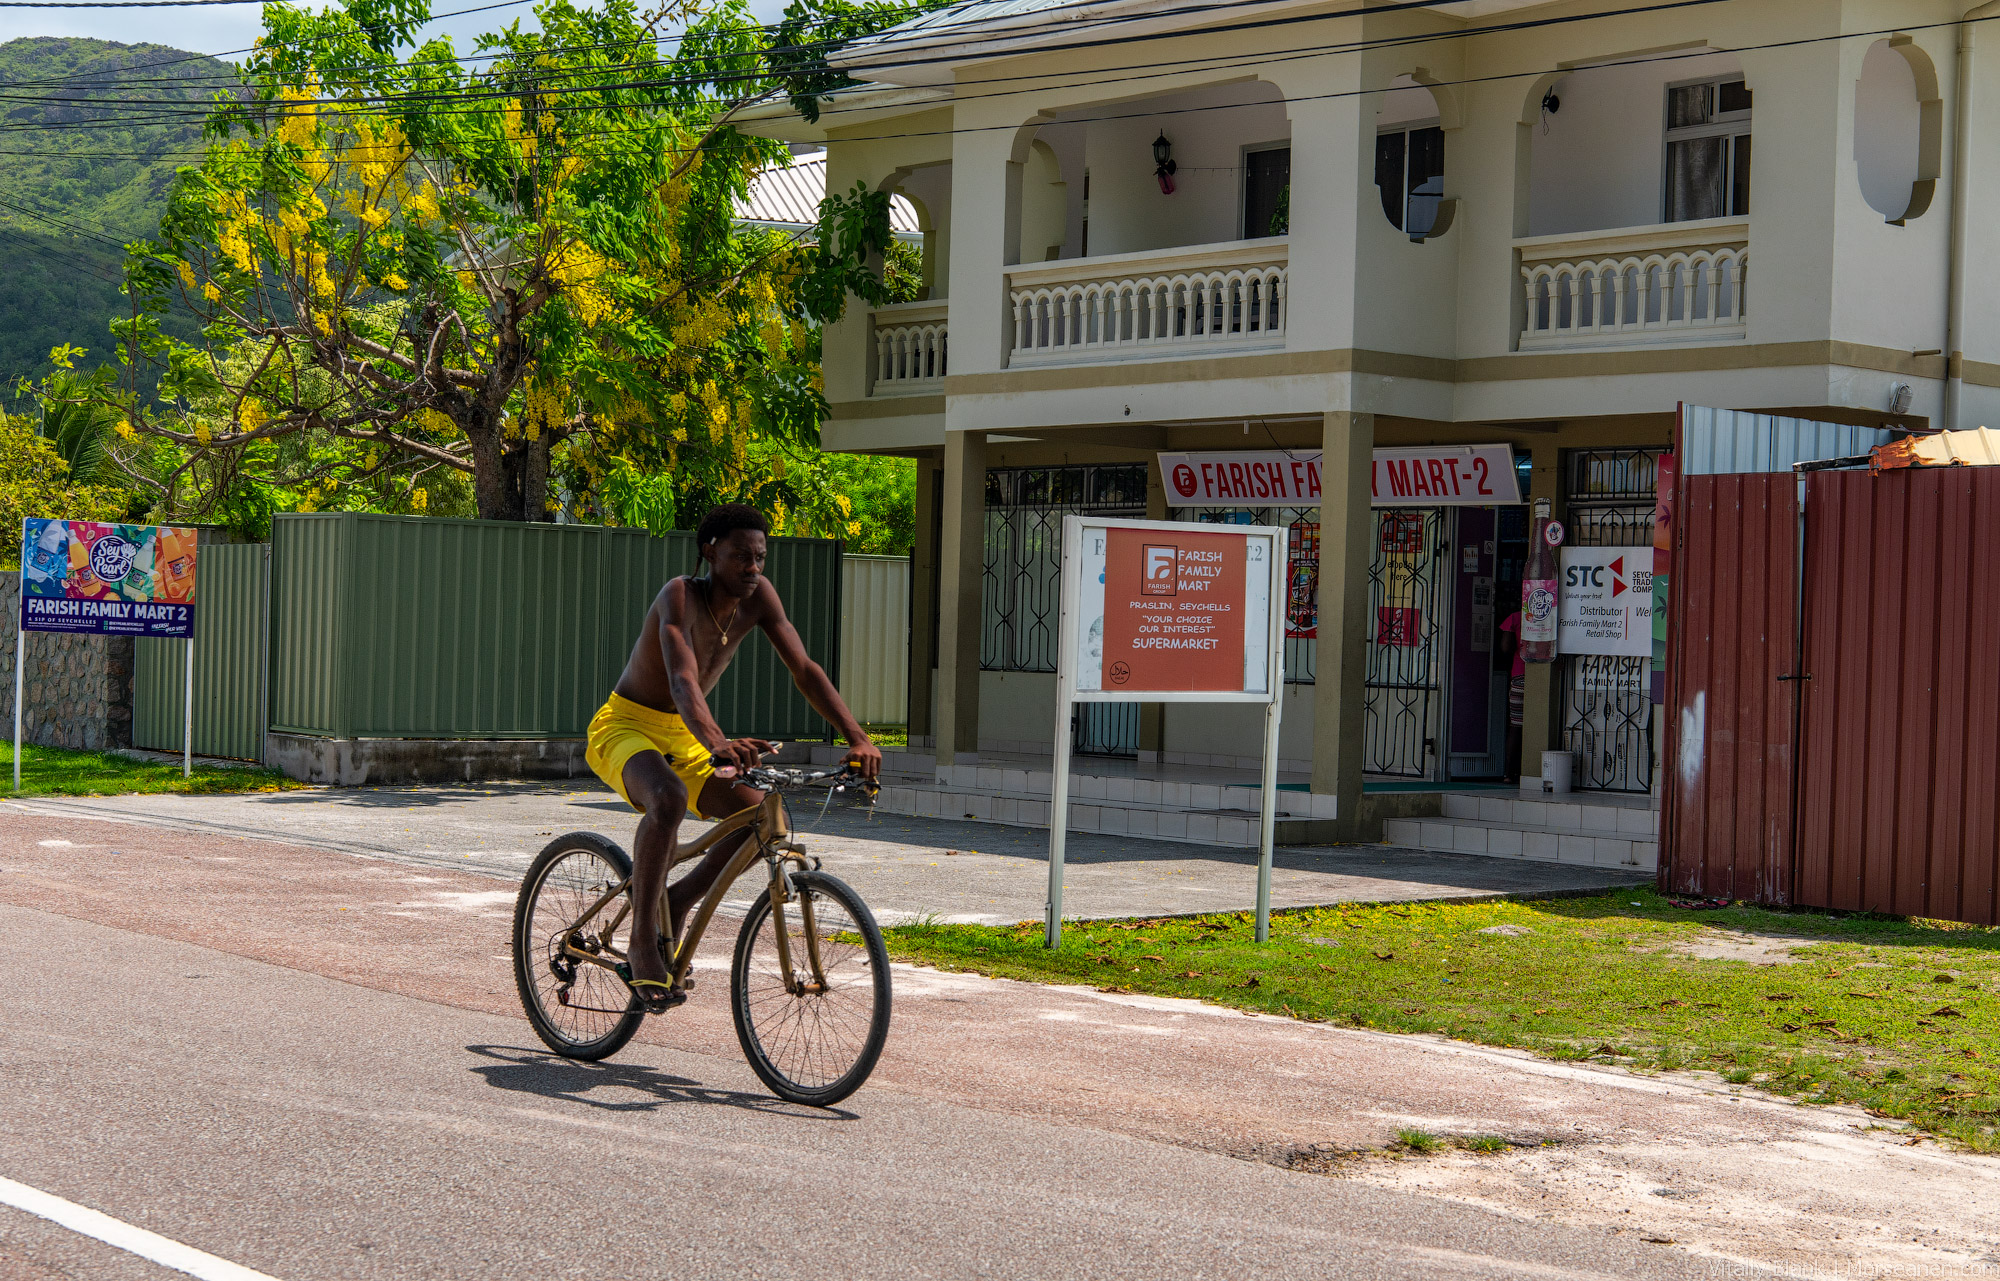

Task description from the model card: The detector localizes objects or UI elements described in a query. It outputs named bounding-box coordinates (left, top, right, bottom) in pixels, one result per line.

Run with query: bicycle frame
left=555, top=788, right=830, bottom=996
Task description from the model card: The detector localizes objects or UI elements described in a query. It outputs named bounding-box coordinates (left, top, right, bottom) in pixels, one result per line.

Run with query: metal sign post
left=1047, top=514, right=1288, bottom=948
left=184, top=637, right=194, bottom=778
left=11, top=620, right=21, bottom=792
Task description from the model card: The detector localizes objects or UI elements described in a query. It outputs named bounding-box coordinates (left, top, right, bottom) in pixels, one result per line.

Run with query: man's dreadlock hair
left=696, top=503, right=770, bottom=552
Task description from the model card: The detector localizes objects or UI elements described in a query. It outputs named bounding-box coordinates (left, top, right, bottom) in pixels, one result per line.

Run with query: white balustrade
left=1007, top=240, right=1287, bottom=365
left=871, top=299, right=948, bottom=391
left=1516, top=219, right=1748, bottom=350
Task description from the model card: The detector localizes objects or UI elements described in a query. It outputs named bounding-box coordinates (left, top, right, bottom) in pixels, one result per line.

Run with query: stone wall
left=0, top=573, right=135, bottom=750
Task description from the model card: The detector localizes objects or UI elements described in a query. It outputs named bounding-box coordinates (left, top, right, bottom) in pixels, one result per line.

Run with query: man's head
left=697, top=504, right=769, bottom=599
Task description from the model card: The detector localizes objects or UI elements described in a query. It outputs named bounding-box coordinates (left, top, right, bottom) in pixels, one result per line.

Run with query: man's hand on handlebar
left=709, top=737, right=779, bottom=779
left=843, top=741, right=882, bottom=780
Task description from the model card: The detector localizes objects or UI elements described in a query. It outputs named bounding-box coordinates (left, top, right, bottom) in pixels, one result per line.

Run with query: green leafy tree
left=119, top=0, right=903, bottom=522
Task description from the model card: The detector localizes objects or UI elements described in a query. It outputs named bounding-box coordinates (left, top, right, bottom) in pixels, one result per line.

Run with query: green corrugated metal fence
left=134, top=544, right=268, bottom=760
left=269, top=513, right=843, bottom=741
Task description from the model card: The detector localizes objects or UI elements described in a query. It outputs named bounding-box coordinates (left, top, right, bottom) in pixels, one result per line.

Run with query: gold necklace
left=699, top=578, right=738, bottom=643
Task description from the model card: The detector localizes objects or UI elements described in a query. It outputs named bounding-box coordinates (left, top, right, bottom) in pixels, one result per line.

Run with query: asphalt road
left=0, top=896, right=1749, bottom=1281
left=9, top=783, right=1639, bottom=924
left=2, top=812, right=1991, bottom=1279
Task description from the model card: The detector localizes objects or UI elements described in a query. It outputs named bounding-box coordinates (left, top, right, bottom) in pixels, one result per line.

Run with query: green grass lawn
left=0, top=744, right=302, bottom=797
left=885, top=889, right=2000, bottom=1150
left=860, top=724, right=908, bottom=749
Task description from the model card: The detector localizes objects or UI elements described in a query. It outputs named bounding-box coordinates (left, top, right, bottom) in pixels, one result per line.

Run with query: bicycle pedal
left=680, top=976, right=697, bottom=992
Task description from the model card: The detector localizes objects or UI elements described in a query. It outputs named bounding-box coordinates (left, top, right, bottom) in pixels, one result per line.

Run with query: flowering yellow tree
left=119, top=0, right=899, bottom=522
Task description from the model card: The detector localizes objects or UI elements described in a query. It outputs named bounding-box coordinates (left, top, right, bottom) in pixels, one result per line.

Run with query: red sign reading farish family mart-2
left=1158, top=447, right=1522, bottom=507
left=1102, top=527, right=1247, bottom=691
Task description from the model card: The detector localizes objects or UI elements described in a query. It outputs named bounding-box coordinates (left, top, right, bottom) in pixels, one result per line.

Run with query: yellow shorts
left=583, top=693, right=721, bottom=817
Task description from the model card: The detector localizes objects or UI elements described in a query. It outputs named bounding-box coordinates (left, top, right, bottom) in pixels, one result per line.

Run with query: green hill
left=0, top=37, right=235, bottom=382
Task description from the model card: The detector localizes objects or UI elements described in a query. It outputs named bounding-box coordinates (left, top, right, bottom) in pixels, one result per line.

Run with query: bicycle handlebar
left=707, top=753, right=879, bottom=796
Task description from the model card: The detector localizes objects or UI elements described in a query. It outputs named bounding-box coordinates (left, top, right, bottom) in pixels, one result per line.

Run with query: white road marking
left=0, top=1175, right=282, bottom=1281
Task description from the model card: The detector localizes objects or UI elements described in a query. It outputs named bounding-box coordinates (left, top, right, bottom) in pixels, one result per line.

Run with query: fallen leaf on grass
left=1964, top=1048, right=1982, bottom=1060
left=1096, top=985, right=1128, bottom=994
left=1779, top=1023, right=1801, bottom=1033
left=1139, top=954, right=1165, bottom=962
left=1764, top=993, right=1795, bottom=1002
left=1807, top=1019, right=1838, bottom=1030
left=1373, top=951, right=1395, bottom=961
left=1658, top=998, right=1688, bottom=1008
left=1847, top=991, right=1882, bottom=999
left=1934, top=974, right=1957, bottom=984
left=1932, top=1006, right=1967, bottom=1018
left=1177, top=970, right=1203, bottom=979
left=1232, top=977, right=1262, bottom=989
left=1532, top=1008, right=1548, bottom=1015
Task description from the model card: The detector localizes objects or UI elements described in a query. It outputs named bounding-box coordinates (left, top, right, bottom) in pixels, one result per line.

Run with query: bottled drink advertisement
left=1519, top=500, right=1561, bottom=662
left=17, top=518, right=198, bottom=637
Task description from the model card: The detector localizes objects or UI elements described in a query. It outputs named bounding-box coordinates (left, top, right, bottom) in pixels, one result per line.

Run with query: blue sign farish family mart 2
left=18, top=518, right=198, bottom=639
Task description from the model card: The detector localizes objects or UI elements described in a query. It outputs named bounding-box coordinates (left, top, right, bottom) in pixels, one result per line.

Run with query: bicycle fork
left=765, top=850, right=829, bottom=997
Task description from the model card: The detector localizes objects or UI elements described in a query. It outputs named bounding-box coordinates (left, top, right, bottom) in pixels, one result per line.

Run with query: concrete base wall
left=1, top=574, right=135, bottom=751
left=267, top=733, right=824, bottom=787
left=269, top=733, right=593, bottom=786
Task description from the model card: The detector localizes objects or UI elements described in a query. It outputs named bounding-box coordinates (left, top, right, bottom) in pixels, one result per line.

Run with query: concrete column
left=934, top=430, right=987, bottom=764
left=907, top=454, right=942, bottom=743
left=1311, top=410, right=1375, bottom=835
left=1520, top=438, right=1563, bottom=759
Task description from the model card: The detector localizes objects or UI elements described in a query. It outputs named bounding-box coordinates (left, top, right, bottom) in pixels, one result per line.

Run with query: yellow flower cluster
left=411, top=487, right=429, bottom=512
left=547, top=240, right=618, bottom=327
left=238, top=398, right=268, bottom=431
left=113, top=419, right=136, bottom=442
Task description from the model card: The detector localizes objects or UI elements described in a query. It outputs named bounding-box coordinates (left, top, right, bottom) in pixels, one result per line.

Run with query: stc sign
left=1558, top=547, right=1653, bottom=657
left=1159, top=446, right=1522, bottom=508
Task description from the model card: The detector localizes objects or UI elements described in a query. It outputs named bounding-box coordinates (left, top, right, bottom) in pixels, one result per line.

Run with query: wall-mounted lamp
left=1540, top=89, right=1561, bottom=116
left=1888, top=382, right=1914, bottom=416
left=1152, top=131, right=1177, bottom=195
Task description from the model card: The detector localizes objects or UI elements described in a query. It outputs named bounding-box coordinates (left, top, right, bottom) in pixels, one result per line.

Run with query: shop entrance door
left=1443, top=506, right=1528, bottom=781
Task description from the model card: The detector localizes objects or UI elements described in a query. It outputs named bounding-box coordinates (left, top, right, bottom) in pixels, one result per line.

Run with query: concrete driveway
left=8, top=781, right=1640, bottom=924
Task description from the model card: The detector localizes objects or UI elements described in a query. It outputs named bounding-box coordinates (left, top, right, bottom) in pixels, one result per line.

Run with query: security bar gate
left=983, top=464, right=1147, bottom=756
left=1559, top=449, right=1663, bottom=792
left=1364, top=507, right=1448, bottom=777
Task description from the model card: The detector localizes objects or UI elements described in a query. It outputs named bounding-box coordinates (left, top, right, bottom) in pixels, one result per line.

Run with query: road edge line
left=0, top=1174, right=281, bottom=1281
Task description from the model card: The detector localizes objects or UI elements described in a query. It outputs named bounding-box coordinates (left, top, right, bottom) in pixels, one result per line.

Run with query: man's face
left=704, top=529, right=768, bottom=599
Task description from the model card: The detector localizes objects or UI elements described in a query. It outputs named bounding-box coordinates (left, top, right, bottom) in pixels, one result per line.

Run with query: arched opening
left=1009, top=79, right=1289, bottom=261
left=1375, top=75, right=1448, bottom=240
left=1855, top=37, right=1942, bottom=224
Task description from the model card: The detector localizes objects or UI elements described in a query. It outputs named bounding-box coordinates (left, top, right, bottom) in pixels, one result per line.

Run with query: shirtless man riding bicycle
left=583, top=503, right=881, bottom=1010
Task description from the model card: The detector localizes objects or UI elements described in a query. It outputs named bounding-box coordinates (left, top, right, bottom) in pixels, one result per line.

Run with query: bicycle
left=510, top=757, right=891, bottom=1107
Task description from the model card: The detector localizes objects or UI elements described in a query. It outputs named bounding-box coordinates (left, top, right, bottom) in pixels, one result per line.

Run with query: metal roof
left=1871, top=426, right=2000, bottom=471
left=738, top=153, right=921, bottom=235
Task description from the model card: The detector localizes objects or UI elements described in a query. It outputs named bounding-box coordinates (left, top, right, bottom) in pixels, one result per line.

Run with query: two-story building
left=746, top=0, right=2000, bottom=858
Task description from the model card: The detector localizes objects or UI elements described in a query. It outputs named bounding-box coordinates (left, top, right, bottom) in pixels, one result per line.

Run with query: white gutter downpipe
left=1946, top=3, right=2000, bottom=431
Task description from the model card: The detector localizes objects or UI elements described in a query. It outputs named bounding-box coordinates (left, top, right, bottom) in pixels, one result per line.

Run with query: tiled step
left=1383, top=815, right=1657, bottom=873
left=1440, top=792, right=1658, bottom=838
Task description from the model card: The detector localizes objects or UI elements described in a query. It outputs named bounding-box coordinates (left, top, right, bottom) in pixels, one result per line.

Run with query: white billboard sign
left=1049, top=516, right=1288, bottom=949
left=1158, top=445, right=1522, bottom=508
left=1558, top=546, right=1654, bottom=657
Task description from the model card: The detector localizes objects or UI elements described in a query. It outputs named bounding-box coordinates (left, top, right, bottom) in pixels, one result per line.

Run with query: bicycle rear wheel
left=513, top=832, right=647, bottom=1060
left=730, top=870, right=892, bottom=1106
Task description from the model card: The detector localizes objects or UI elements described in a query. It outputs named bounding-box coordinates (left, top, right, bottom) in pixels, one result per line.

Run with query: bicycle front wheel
left=731, top=870, right=892, bottom=1106
left=513, top=832, right=647, bottom=1061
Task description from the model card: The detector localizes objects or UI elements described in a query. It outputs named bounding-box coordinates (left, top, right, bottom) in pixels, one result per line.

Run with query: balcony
left=871, top=299, right=948, bottom=394
left=1006, top=240, right=1288, bottom=367
left=1516, top=219, right=1748, bottom=351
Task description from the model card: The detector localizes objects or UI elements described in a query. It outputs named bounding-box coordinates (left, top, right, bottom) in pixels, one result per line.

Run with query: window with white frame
left=1374, top=124, right=1444, bottom=239
left=1664, top=76, right=1751, bottom=222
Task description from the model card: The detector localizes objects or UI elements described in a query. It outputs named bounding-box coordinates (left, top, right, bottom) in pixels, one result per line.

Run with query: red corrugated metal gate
left=1663, top=466, right=2000, bottom=925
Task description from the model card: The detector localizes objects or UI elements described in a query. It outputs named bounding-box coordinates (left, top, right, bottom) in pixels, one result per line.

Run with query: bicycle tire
left=513, top=832, right=648, bottom=1061
left=730, top=870, right=892, bottom=1106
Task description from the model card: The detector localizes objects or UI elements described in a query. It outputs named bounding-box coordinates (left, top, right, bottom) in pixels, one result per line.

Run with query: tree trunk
left=465, top=418, right=554, bottom=522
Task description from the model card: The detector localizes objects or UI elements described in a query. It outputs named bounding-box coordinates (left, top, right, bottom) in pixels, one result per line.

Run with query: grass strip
left=884, top=888, right=2000, bottom=1150
left=0, top=744, right=302, bottom=796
